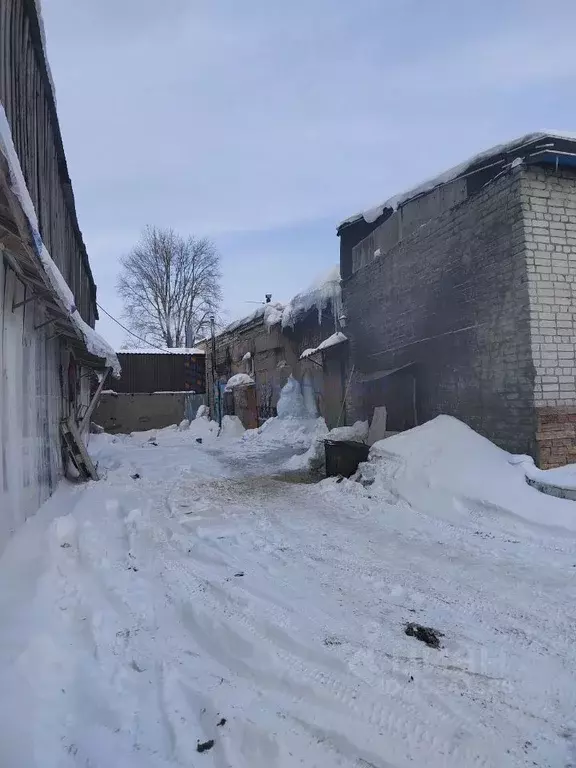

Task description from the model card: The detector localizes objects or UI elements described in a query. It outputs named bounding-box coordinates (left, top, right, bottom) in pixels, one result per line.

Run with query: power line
left=96, top=302, right=168, bottom=352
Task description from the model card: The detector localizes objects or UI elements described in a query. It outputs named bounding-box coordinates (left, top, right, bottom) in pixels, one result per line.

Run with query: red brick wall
left=536, top=406, right=576, bottom=468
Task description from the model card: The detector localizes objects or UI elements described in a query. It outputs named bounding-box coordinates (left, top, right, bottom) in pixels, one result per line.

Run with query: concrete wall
left=94, top=392, right=206, bottom=434
left=522, top=167, right=576, bottom=466
left=342, top=169, right=536, bottom=454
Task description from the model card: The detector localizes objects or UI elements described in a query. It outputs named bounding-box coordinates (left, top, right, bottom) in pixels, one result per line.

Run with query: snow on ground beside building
left=517, top=456, right=576, bottom=492
left=365, top=415, right=576, bottom=532
left=284, top=420, right=370, bottom=473
left=0, top=417, right=575, bottom=766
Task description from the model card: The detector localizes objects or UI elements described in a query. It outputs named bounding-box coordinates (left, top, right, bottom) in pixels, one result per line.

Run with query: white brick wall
left=522, top=168, right=576, bottom=406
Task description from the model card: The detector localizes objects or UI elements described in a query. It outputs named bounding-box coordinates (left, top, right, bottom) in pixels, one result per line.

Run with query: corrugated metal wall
left=0, top=0, right=97, bottom=323
left=114, top=353, right=206, bottom=394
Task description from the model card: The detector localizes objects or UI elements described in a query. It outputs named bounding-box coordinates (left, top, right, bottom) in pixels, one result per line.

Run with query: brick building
left=338, top=133, right=576, bottom=467
left=206, top=270, right=349, bottom=428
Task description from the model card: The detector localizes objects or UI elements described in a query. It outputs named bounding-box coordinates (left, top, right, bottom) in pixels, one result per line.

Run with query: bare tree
left=117, top=226, right=222, bottom=348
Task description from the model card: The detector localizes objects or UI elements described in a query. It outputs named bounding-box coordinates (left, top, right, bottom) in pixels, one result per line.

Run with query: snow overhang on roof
left=118, top=348, right=205, bottom=356
left=224, top=302, right=284, bottom=334
left=300, top=332, right=348, bottom=359
left=0, top=106, right=120, bottom=376
left=337, top=131, right=576, bottom=233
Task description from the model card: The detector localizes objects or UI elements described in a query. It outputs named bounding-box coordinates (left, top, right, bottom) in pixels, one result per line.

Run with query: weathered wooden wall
left=0, top=0, right=97, bottom=324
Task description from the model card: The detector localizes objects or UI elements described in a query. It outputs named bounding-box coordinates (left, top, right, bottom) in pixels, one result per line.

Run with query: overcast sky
left=42, top=0, right=576, bottom=348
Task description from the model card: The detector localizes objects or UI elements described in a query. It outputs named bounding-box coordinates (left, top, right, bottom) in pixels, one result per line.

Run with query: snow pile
left=0, top=107, right=120, bottom=377
left=242, top=351, right=252, bottom=361
left=364, top=416, right=576, bottom=532
left=276, top=375, right=306, bottom=419
left=225, top=373, right=254, bottom=391
left=326, top=420, right=369, bottom=443
left=196, top=404, right=210, bottom=420
left=515, top=456, right=576, bottom=492
left=284, top=418, right=329, bottom=471
left=244, top=414, right=327, bottom=454
left=285, top=421, right=368, bottom=473
left=178, top=419, right=190, bottom=431
left=235, top=377, right=327, bottom=466
left=339, top=131, right=576, bottom=229
left=281, top=266, right=342, bottom=329
left=220, top=415, right=245, bottom=437
left=301, top=332, right=348, bottom=359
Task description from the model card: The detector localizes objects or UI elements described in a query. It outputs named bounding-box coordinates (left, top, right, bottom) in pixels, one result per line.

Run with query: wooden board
left=60, top=416, right=99, bottom=481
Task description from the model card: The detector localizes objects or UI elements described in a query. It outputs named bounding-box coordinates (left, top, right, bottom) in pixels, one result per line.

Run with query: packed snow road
left=0, top=414, right=575, bottom=767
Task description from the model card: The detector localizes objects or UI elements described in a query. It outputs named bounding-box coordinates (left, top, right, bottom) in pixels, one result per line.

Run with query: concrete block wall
left=521, top=167, right=576, bottom=466
left=93, top=392, right=207, bottom=433
left=342, top=170, right=537, bottom=454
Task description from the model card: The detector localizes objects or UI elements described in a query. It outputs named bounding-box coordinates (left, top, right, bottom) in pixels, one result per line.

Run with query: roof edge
left=337, top=131, right=576, bottom=233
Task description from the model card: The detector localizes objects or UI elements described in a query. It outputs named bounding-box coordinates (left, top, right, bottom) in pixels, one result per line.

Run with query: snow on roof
left=225, top=373, right=254, bottom=391
left=317, top=331, right=348, bottom=351
left=222, top=266, right=342, bottom=336
left=0, top=106, right=121, bottom=377
left=300, top=332, right=348, bottom=359
left=224, top=302, right=285, bottom=334
left=339, top=131, right=576, bottom=230
left=118, top=347, right=205, bottom=356
left=281, top=266, right=342, bottom=330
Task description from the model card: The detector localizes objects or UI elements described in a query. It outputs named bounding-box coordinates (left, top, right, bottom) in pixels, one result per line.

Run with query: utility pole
left=210, top=315, right=222, bottom=430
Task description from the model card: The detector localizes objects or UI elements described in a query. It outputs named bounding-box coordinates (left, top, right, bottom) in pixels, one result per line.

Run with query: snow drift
left=364, top=416, right=576, bottom=532
left=243, top=376, right=326, bottom=454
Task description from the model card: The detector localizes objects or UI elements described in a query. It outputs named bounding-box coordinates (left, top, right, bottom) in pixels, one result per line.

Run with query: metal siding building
left=0, top=0, right=109, bottom=546
left=114, top=351, right=206, bottom=394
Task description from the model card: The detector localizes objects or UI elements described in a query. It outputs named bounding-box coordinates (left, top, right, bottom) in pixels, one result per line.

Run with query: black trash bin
left=324, top=440, right=370, bottom=479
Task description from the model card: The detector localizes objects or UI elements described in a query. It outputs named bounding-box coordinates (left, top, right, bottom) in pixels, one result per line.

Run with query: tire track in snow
left=145, top=505, right=506, bottom=768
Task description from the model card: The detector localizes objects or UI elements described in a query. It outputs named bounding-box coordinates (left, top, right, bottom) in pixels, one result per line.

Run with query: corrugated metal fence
left=115, top=353, right=206, bottom=394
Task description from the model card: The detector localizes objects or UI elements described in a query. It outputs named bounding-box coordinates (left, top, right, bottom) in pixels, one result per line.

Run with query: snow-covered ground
left=0, top=415, right=575, bottom=767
